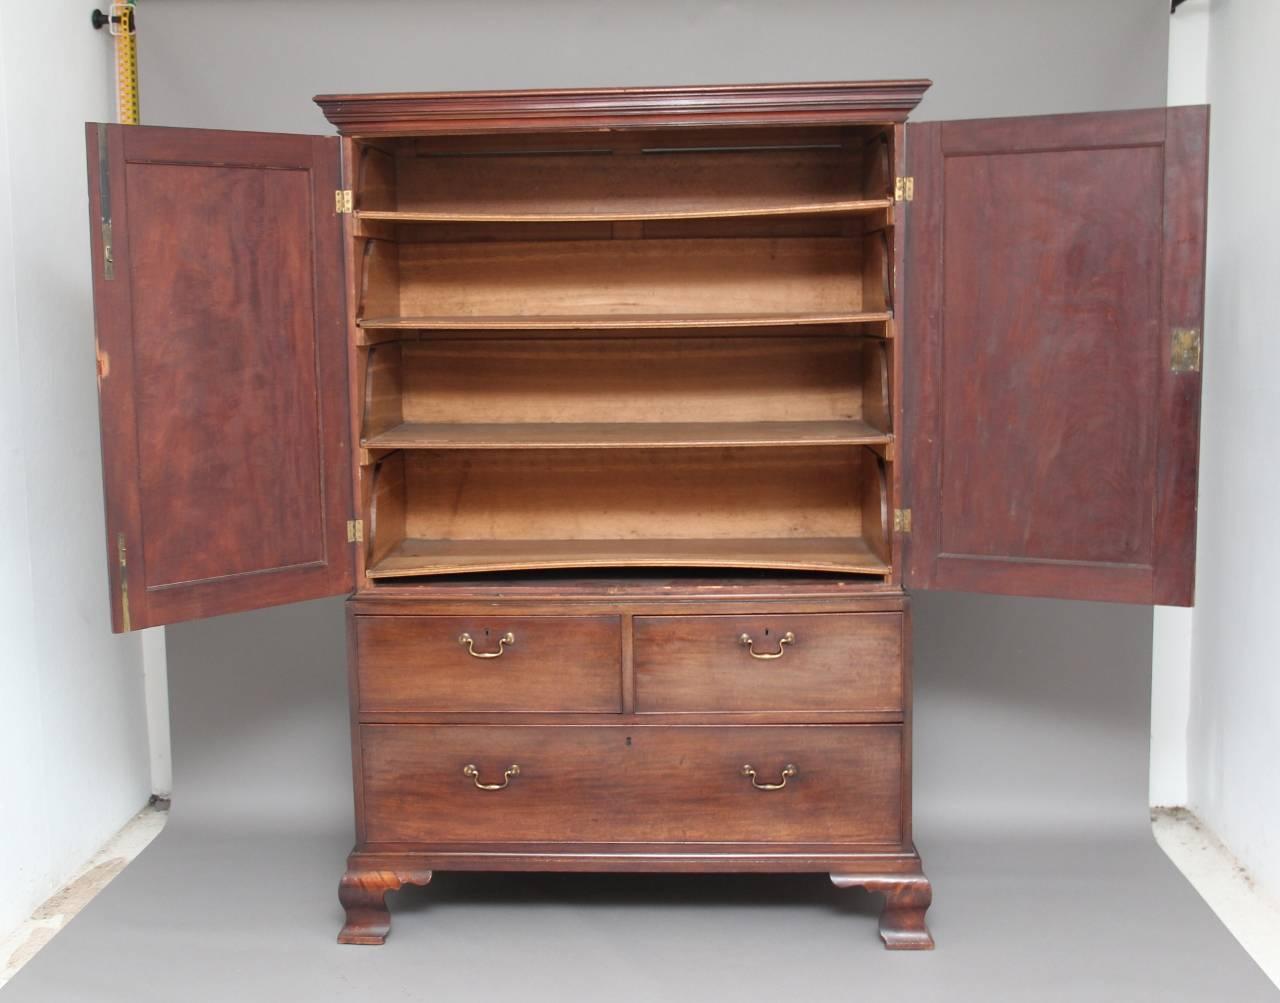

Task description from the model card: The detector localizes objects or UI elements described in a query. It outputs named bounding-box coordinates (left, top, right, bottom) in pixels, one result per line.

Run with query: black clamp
left=91, top=7, right=138, bottom=31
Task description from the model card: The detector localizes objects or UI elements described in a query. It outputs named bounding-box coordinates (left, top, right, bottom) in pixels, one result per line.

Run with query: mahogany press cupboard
left=84, top=81, right=1207, bottom=949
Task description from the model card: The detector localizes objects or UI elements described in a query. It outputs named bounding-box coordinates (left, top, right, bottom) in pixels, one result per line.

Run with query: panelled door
left=86, top=124, right=354, bottom=631
left=905, top=107, right=1208, bottom=605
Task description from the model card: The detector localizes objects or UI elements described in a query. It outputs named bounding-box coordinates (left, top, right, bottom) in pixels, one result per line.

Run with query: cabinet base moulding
left=340, top=848, right=932, bottom=949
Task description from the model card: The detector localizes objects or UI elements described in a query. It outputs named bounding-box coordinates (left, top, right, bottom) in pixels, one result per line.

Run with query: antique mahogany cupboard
left=84, top=81, right=1208, bottom=950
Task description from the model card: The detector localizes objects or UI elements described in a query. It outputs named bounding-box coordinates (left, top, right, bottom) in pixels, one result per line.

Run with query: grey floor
left=7, top=592, right=1277, bottom=1001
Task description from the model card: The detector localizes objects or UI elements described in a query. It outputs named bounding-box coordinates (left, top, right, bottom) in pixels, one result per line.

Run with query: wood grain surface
left=87, top=124, right=352, bottom=630
left=905, top=108, right=1207, bottom=604
left=360, top=724, right=903, bottom=845
left=355, top=615, right=622, bottom=713
left=633, top=612, right=903, bottom=714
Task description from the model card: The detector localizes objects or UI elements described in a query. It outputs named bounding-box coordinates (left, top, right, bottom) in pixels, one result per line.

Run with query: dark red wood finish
left=354, top=614, right=623, bottom=713
left=632, top=612, right=904, bottom=714
left=338, top=867, right=432, bottom=945
left=831, top=871, right=933, bottom=949
left=1152, top=107, right=1209, bottom=606
left=905, top=107, right=1208, bottom=605
left=315, top=80, right=931, bottom=135
left=342, top=581, right=925, bottom=947
left=86, top=125, right=354, bottom=630
left=341, top=852, right=930, bottom=947
left=360, top=723, right=903, bottom=845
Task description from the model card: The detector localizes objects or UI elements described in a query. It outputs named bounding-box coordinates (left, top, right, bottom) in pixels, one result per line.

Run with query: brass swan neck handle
left=739, top=631, right=795, bottom=660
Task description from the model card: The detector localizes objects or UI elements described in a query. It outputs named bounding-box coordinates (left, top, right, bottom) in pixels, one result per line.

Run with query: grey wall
left=138, top=0, right=1168, bottom=127
left=140, top=0, right=1168, bottom=835
left=1189, top=0, right=1280, bottom=899
left=0, top=0, right=152, bottom=939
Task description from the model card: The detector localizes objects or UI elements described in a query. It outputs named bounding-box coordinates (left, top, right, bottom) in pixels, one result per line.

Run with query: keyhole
left=764, top=628, right=770, bottom=636
left=625, top=736, right=632, bottom=747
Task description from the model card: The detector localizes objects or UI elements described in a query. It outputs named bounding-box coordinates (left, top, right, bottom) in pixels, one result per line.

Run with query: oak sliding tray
left=360, top=335, right=893, bottom=451
left=362, top=447, right=892, bottom=579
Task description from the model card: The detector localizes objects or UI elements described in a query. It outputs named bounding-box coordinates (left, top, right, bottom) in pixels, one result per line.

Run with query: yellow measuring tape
left=97, top=2, right=139, bottom=124
left=115, top=3, right=139, bottom=124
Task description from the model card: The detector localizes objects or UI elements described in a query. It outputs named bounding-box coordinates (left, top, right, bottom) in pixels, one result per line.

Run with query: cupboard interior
left=363, top=447, right=891, bottom=579
left=355, top=230, right=892, bottom=331
left=350, top=120, right=899, bottom=583
left=359, top=335, right=893, bottom=451
left=351, top=124, right=893, bottom=222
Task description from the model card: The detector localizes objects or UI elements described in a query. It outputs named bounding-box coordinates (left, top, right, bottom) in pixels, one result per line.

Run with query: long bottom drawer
left=361, top=724, right=903, bottom=845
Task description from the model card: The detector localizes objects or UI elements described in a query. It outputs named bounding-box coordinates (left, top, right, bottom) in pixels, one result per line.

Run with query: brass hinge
left=347, top=519, right=364, bottom=543
left=96, top=348, right=110, bottom=380
left=894, top=176, right=914, bottom=202
left=117, top=531, right=131, bottom=631
left=1171, top=327, right=1202, bottom=373
left=335, top=189, right=353, bottom=214
left=893, top=508, right=913, bottom=534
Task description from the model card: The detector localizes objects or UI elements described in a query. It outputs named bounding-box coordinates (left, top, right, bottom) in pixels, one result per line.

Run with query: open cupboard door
left=904, top=107, right=1207, bottom=606
left=87, top=124, right=354, bottom=631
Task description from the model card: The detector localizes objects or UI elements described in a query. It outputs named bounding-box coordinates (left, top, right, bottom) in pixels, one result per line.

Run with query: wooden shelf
left=355, top=197, right=893, bottom=225
left=351, top=127, right=894, bottom=226
left=367, top=537, right=892, bottom=579
left=363, top=420, right=891, bottom=451
left=358, top=311, right=893, bottom=332
left=358, top=236, right=891, bottom=331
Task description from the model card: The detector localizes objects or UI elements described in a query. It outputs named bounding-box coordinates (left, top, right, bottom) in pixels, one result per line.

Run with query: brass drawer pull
left=739, top=631, right=795, bottom=660
left=741, top=763, right=797, bottom=790
left=458, top=631, right=515, bottom=658
left=463, top=763, right=520, bottom=790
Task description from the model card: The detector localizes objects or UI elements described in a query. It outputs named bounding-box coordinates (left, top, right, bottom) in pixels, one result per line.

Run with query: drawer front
left=355, top=615, right=622, bottom=713
left=361, top=724, right=902, bottom=845
left=633, top=613, right=903, bottom=714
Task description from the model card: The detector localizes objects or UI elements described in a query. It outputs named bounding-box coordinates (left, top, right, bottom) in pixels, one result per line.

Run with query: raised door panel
left=87, top=124, right=353, bottom=631
left=905, top=107, right=1207, bottom=605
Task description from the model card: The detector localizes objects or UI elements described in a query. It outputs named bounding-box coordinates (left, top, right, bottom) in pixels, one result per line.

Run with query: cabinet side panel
left=87, top=122, right=144, bottom=632
left=889, top=122, right=906, bottom=588
left=1152, top=106, right=1208, bottom=606
left=343, top=137, right=370, bottom=585
left=903, top=121, right=943, bottom=592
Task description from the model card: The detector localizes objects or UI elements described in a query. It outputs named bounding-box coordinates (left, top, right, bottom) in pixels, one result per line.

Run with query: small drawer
left=633, top=613, right=903, bottom=714
left=361, top=724, right=903, bottom=845
left=354, top=615, right=622, bottom=713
